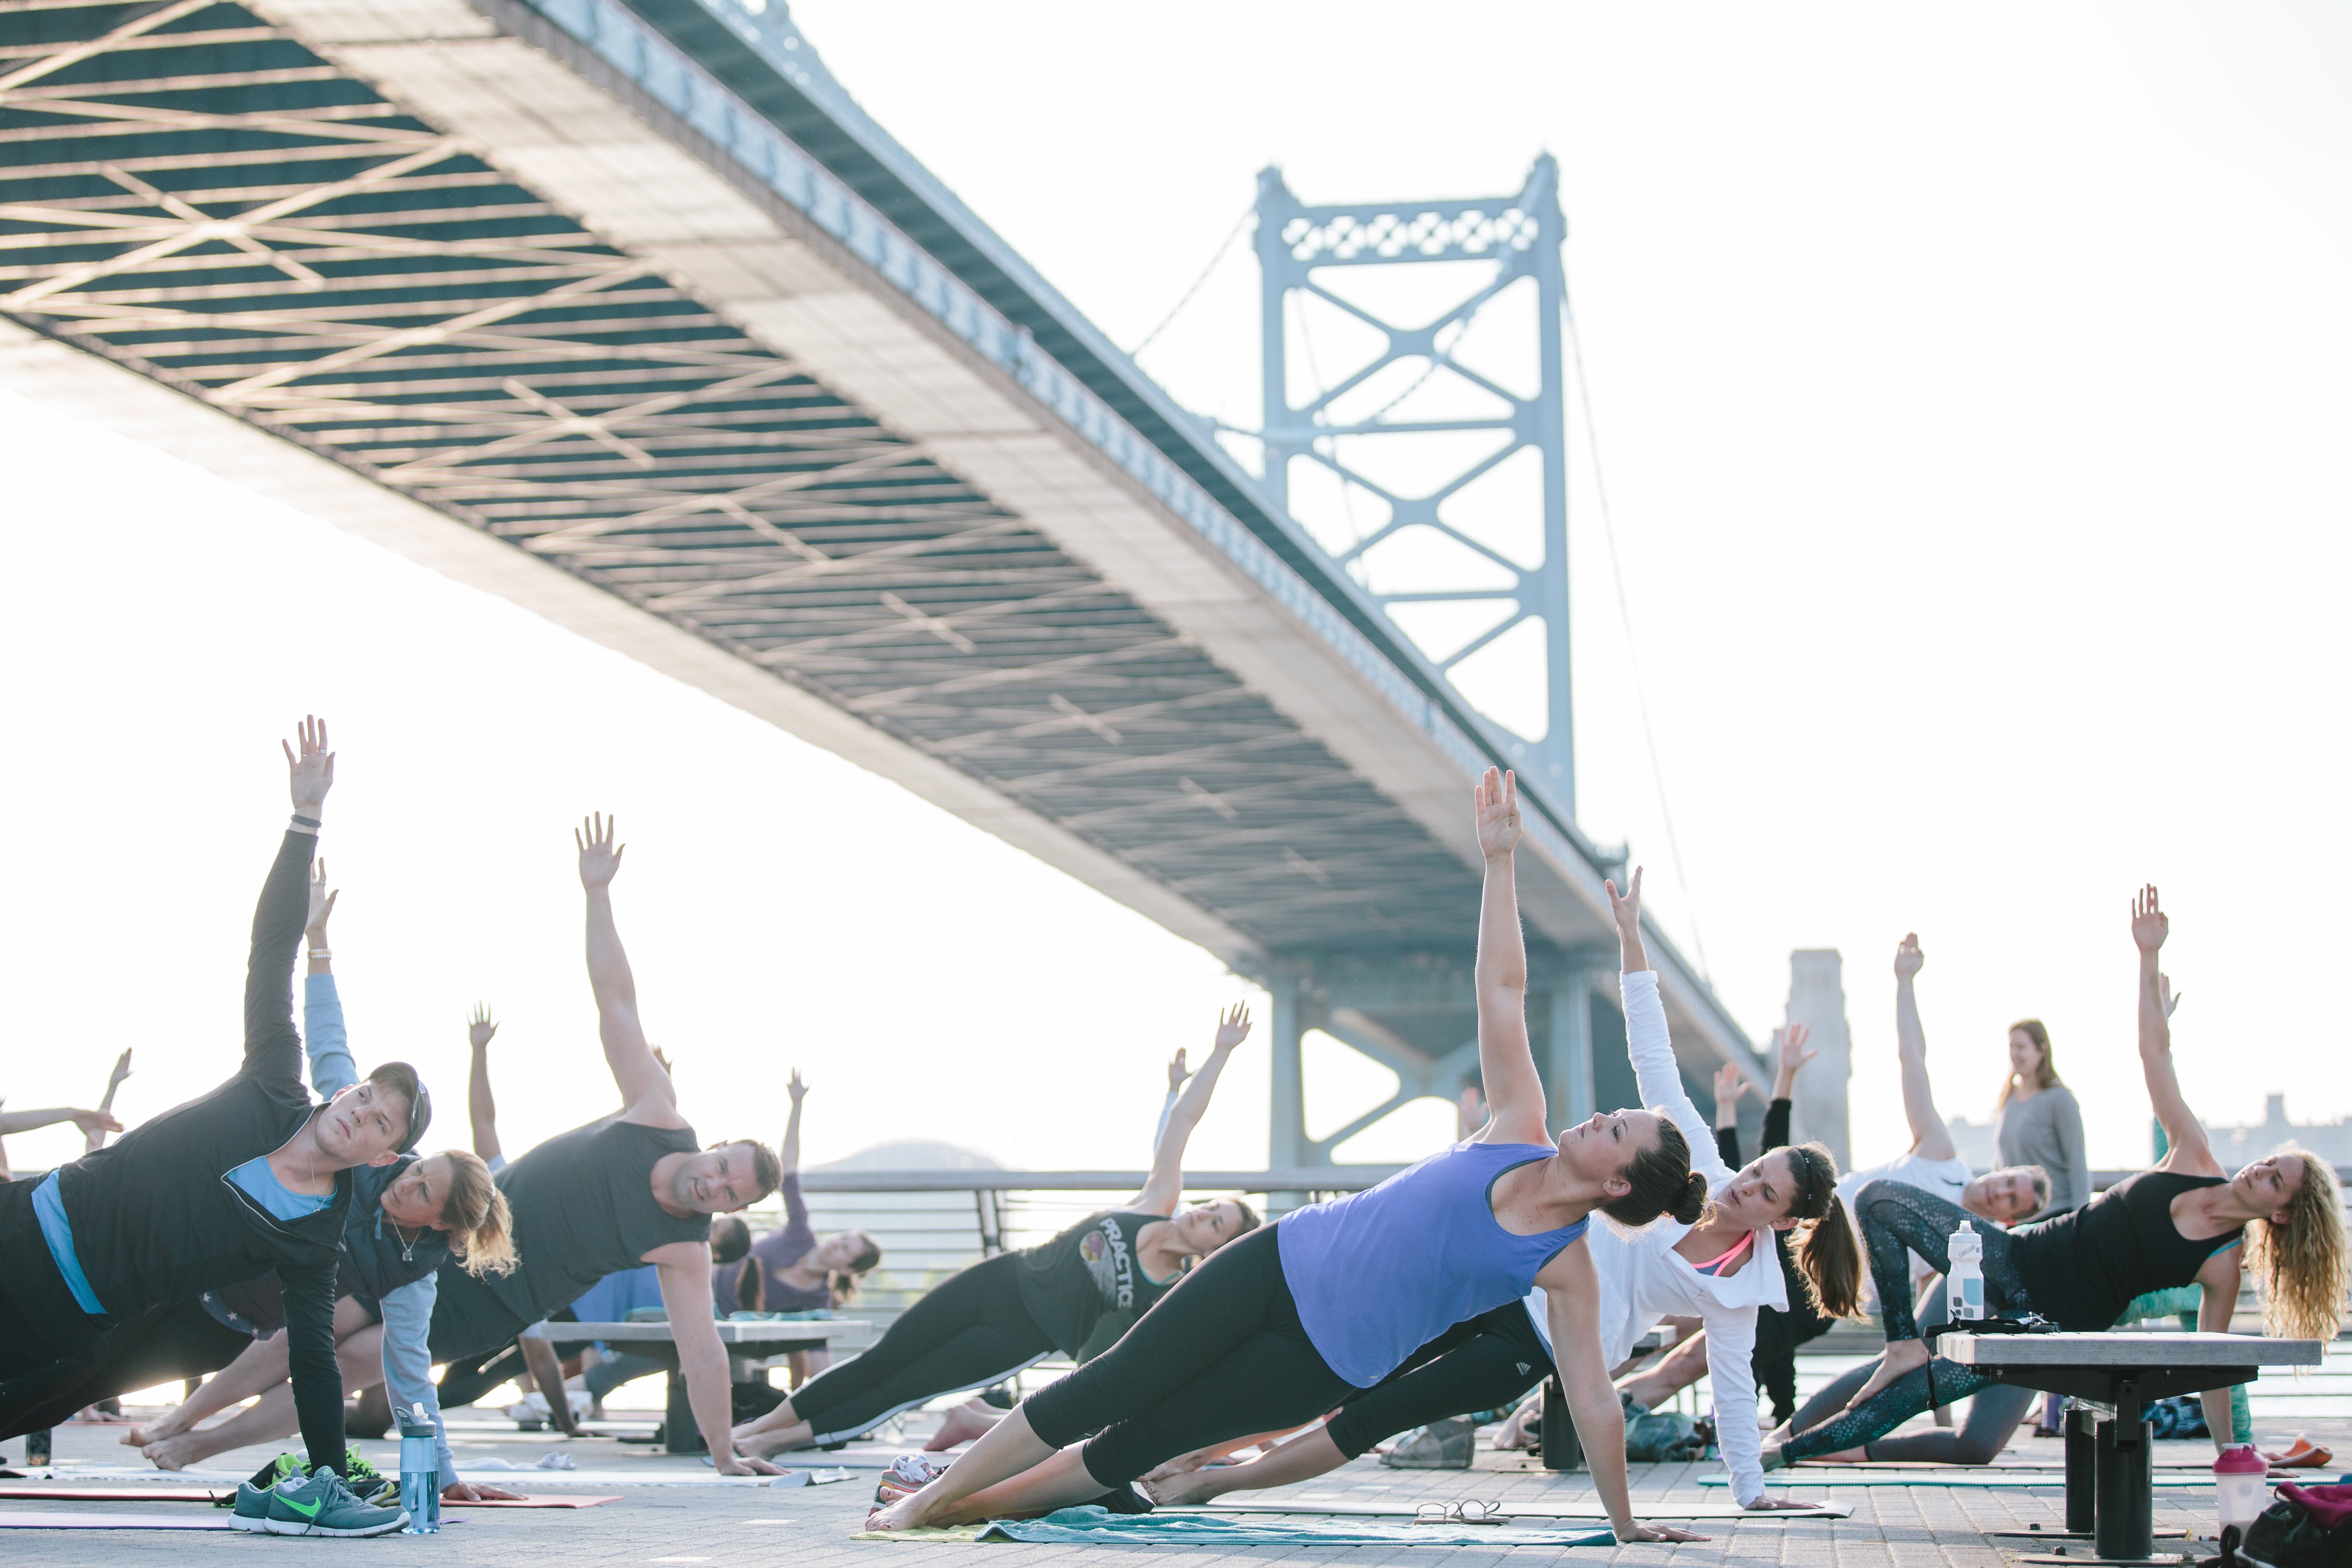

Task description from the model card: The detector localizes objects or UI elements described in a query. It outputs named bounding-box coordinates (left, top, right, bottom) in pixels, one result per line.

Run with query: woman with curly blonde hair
left=1774, top=885, right=2345, bottom=1466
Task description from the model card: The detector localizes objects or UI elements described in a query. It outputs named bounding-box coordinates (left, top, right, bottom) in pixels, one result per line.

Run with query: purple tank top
left=1277, top=1140, right=1590, bottom=1386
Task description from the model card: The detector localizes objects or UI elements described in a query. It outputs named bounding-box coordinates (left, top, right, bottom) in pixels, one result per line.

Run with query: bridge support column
left=1547, top=966, right=1608, bottom=1133
left=1267, top=972, right=1314, bottom=1190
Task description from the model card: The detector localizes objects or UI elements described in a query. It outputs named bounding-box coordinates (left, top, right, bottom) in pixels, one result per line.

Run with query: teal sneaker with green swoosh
left=262, top=1465, right=409, bottom=1537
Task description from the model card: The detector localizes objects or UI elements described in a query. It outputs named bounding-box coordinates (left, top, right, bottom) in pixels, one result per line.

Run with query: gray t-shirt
left=1996, top=1086, right=2090, bottom=1215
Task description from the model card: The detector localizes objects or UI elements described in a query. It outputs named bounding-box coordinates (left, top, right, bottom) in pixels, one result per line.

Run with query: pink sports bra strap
left=1695, top=1231, right=1754, bottom=1275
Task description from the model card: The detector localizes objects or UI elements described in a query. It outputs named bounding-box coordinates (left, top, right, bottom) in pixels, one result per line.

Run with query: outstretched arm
left=1614, top=869, right=1729, bottom=1186
left=1471, top=768, right=1546, bottom=1145
left=467, top=1006, right=501, bottom=1166
left=302, top=860, right=358, bottom=1100
left=85, top=1050, right=133, bottom=1154
left=576, top=815, right=681, bottom=1126
left=1761, top=1025, right=1813, bottom=1152
left=246, top=717, right=334, bottom=1085
left=781, top=1070, right=806, bottom=1173
left=1892, top=934, right=1957, bottom=1160
left=649, top=1242, right=783, bottom=1476
left=2133, top=887, right=2216, bottom=1175
left=0, top=1106, right=123, bottom=1139
left=1135, top=1006, right=1251, bottom=1214
left=1539, top=1241, right=1706, bottom=1544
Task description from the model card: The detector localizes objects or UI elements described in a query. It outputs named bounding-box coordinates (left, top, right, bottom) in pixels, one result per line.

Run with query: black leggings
left=1752, top=1234, right=1832, bottom=1425
left=1025, top=1223, right=1357, bottom=1488
left=788, top=1251, right=1052, bottom=1446
left=1323, top=1302, right=1547, bottom=1461
left=1784, top=1181, right=2035, bottom=1460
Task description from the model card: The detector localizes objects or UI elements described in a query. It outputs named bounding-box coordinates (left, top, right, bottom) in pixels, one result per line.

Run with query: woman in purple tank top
left=866, top=769, right=1709, bottom=1544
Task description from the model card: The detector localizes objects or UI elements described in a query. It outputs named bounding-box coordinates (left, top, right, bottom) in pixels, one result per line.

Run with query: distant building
left=1783, top=951, right=1853, bottom=1171
left=2195, top=1096, right=2352, bottom=1167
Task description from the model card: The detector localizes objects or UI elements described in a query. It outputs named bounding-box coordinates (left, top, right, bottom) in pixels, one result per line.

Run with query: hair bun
left=1669, top=1171, right=1708, bottom=1226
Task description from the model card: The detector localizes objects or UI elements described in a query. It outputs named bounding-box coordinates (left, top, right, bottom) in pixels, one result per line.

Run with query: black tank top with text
left=1014, top=1210, right=1180, bottom=1356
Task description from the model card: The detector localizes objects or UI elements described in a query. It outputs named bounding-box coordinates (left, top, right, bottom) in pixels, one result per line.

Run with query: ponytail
left=439, top=1149, right=517, bottom=1278
left=1795, top=1193, right=1865, bottom=1318
left=1602, top=1115, right=1708, bottom=1228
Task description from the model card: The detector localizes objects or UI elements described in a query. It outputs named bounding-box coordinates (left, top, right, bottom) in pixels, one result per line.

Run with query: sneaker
left=1381, top=1417, right=1474, bottom=1470
left=242, top=1452, right=306, bottom=1493
left=342, top=1446, right=398, bottom=1504
left=263, top=1465, right=410, bottom=1538
left=229, top=1478, right=281, bottom=1533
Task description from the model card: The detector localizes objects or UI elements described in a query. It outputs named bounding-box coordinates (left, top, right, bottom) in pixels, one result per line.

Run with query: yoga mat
left=0, top=1511, right=233, bottom=1530
left=1705, top=1474, right=2216, bottom=1489
left=1192, top=1499, right=1852, bottom=1520
left=856, top=1504, right=1618, bottom=1547
left=0, top=1484, right=610, bottom=1507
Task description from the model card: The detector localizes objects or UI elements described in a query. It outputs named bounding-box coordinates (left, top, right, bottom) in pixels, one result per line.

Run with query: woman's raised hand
left=1605, top=864, right=1645, bottom=934
left=2131, top=884, right=2169, bottom=953
left=469, top=1004, right=498, bottom=1051
left=1166, top=1047, right=1189, bottom=1092
left=1213, top=1003, right=1253, bottom=1053
left=305, top=858, right=339, bottom=941
left=282, top=716, right=334, bottom=814
left=1712, top=1063, right=1750, bottom=1112
left=1472, top=766, right=1521, bottom=860
left=788, top=1068, right=808, bottom=1105
left=2158, top=973, right=2182, bottom=1019
left=105, top=1049, right=133, bottom=1095
left=1894, top=932, right=1924, bottom=980
left=575, top=812, right=625, bottom=889
left=1779, top=1021, right=1818, bottom=1077
left=67, top=1108, right=124, bottom=1136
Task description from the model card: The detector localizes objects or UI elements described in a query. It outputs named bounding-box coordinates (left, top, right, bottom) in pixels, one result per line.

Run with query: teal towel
left=1706, top=1474, right=2216, bottom=1489
left=974, top=1505, right=1617, bottom=1546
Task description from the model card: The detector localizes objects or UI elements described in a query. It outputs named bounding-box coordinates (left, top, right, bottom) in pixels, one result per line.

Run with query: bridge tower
left=1254, top=156, right=1574, bottom=805
left=1253, top=158, right=1599, bottom=1174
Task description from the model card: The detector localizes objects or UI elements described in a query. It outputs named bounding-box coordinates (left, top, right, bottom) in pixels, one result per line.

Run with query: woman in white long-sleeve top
left=1148, top=867, right=1862, bottom=1512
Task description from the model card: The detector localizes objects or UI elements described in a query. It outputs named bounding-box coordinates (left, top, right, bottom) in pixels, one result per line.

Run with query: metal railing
left=749, top=1169, right=1396, bottom=1358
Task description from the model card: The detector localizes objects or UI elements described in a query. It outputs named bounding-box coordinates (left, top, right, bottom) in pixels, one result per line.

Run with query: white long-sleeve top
left=1525, top=969, right=1778, bottom=1508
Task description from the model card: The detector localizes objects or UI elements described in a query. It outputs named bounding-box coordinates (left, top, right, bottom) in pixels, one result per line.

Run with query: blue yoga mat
left=974, top=1504, right=1618, bottom=1547
left=1703, top=1474, right=2216, bottom=1490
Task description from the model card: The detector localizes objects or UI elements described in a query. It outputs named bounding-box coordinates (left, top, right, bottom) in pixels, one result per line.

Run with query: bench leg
left=665, top=1370, right=705, bottom=1456
left=2093, top=1415, right=2153, bottom=1561
left=2065, top=1402, right=2097, bottom=1535
left=1541, top=1377, right=1583, bottom=1472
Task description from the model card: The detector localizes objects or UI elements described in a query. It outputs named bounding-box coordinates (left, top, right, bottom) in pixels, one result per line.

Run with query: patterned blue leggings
left=1784, top=1180, right=2037, bottom=1460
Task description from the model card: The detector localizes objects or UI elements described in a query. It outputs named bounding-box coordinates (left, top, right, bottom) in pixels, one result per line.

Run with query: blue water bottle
left=397, top=1407, right=440, bottom=1534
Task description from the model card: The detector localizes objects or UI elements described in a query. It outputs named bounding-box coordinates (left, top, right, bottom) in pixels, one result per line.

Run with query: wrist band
left=291, top=813, right=321, bottom=828
left=308, top=948, right=332, bottom=960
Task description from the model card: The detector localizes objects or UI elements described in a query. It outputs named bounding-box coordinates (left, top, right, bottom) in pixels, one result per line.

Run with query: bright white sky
left=5, top=2, right=2349, bottom=1180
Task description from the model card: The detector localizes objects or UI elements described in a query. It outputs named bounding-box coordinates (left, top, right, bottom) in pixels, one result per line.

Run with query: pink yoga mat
left=0, top=1511, right=232, bottom=1530
left=0, top=1487, right=616, bottom=1508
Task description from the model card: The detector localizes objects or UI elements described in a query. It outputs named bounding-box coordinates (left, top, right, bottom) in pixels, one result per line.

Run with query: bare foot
left=1139, top=1469, right=1221, bottom=1508
left=142, top=1433, right=209, bottom=1471
left=1846, top=1340, right=1930, bottom=1410
left=867, top=1493, right=929, bottom=1532
left=924, top=1401, right=1000, bottom=1452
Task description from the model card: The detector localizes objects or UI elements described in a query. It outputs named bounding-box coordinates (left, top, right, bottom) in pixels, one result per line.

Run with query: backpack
left=2238, top=1484, right=2352, bottom=1568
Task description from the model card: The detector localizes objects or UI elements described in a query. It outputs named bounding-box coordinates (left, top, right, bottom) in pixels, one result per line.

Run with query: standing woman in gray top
left=1994, top=1020, right=2089, bottom=1216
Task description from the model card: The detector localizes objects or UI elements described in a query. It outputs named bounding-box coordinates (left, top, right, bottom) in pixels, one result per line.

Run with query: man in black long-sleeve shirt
left=0, top=719, right=426, bottom=1476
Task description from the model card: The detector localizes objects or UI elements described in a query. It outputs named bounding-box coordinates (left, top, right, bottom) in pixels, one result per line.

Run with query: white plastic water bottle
left=397, top=1406, right=439, bottom=1535
left=1947, top=1220, right=1985, bottom=1321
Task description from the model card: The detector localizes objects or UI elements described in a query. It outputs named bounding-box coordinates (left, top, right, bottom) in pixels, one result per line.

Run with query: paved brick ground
left=5, top=1407, right=2341, bottom=1568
